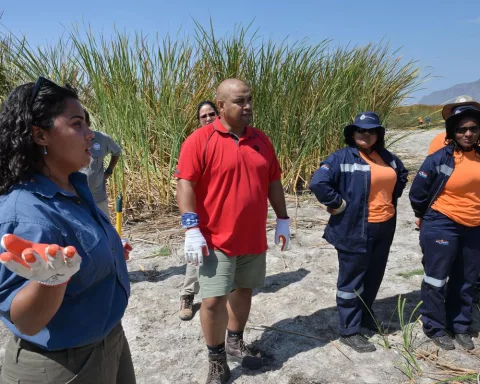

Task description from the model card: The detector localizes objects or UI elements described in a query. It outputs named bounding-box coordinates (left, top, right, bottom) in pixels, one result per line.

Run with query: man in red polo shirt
left=175, top=78, right=290, bottom=384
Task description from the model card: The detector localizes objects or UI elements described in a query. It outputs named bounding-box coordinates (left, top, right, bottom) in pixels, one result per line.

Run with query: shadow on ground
left=129, top=265, right=187, bottom=283
left=254, top=268, right=311, bottom=296
left=230, top=290, right=430, bottom=381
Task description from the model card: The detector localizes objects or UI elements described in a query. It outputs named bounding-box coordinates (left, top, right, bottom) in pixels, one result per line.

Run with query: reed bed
left=0, top=21, right=421, bottom=212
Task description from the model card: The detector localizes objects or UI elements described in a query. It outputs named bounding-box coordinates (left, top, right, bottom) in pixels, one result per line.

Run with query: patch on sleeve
left=418, top=171, right=428, bottom=179
left=320, top=164, right=330, bottom=171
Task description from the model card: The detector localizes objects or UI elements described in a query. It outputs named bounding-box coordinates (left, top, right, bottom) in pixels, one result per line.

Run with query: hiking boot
left=430, top=334, right=455, bottom=350
left=179, top=294, right=194, bottom=321
left=455, top=333, right=475, bottom=350
left=206, top=352, right=231, bottom=384
left=339, top=333, right=376, bottom=353
left=225, top=336, right=263, bottom=370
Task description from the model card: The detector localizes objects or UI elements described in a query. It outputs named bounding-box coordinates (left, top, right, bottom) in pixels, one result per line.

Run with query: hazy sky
left=2, top=0, right=478, bottom=103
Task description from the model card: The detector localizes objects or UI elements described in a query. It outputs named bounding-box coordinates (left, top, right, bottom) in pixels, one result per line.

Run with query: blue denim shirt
left=0, top=172, right=130, bottom=350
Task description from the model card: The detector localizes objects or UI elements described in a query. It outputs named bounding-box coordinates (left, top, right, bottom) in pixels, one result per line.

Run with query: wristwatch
left=105, top=168, right=113, bottom=175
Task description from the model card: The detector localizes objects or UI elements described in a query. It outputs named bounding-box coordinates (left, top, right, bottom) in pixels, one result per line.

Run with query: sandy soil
left=1, top=127, right=479, bottom=384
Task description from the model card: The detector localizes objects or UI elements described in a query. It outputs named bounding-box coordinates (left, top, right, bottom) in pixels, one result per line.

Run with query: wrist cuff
left=181, top=212, right=199, bottom=229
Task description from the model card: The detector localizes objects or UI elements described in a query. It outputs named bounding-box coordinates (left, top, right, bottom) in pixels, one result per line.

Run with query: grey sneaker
left=206, top=352, right=231, bottom=384
left=179, top=294, right=194, bottom=321
left=225, top=336, right=263, bottom=370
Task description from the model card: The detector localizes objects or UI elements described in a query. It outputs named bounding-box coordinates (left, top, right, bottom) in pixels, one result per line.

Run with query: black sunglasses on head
left=456, top=125, right=480, bottom=135
left=200, top=111, right=217, bottom=119
left=29, top=76, right=58, bottom=108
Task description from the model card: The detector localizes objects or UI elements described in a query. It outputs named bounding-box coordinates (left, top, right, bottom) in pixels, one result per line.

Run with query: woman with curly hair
left=0, top=77, right=136, bottom=383
left=410, top=98, right=480, bottom=351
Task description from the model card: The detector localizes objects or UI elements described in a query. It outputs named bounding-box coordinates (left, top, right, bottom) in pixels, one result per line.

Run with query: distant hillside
left=419, top=79, right=480, bottom=105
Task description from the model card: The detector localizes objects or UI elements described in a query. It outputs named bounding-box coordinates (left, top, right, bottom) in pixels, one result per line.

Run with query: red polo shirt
left=175, top=117, right=281, bottom=256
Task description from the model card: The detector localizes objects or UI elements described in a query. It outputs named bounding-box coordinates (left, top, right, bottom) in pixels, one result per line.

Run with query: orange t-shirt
left=428, top=132, right=446, bottom=155
left=431, top=151, right=480, bottom=227
left=359, top=151, right=397, bottom=223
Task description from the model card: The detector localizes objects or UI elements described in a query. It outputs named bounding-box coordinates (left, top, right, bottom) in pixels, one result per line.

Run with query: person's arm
left=0, top=223, right=75, bottom=336
left=177, top=179, right=197, bottom=214
left=105, top=135, right=122, bottom=178
left=409, top=156, right=438, bottom=219
left=309, top=153, right=344, bottom=211
left=104, top=155, right=120, bottom=179
left=394, top=155, right=409, bottom=198
left=11, top=283, right=67, bottom=336
left=268, top=179, right=288, bottom=218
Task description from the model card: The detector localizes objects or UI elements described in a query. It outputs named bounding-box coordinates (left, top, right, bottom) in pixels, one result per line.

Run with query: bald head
left=216, top=78, right=252, bottom=133
left=216, top=78, right=250, bottom=102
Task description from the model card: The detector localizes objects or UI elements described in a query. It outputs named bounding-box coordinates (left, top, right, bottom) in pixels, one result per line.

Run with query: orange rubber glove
left=0, top=234, right=82, bottom=286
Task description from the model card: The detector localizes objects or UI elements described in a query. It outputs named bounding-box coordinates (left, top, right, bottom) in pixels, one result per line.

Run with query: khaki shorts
left=198, top=249, right=266, bottom=299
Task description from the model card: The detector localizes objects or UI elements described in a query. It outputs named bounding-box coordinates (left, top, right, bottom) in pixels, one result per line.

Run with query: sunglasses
left=355, top=128, right=377, bottom=135
left=456, top=126, right=480, bottom=134
left=29, top=76, right=58, bottom=108
left=200, top=112, right=217, bottom=119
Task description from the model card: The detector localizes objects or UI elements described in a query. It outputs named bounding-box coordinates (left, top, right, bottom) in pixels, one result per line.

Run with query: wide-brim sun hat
left=442, top=95, right=480, bottom=121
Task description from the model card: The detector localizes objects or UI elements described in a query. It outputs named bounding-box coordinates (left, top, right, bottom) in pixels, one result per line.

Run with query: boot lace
left=180, top=295, right=193, bottom=310
left=208, top=359, right=225, bottom=378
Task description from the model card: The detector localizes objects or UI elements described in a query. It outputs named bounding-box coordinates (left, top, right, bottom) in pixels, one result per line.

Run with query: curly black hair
left=0, top=80, right=78, bottom=194
left=196, top=100, right=218, bottom=121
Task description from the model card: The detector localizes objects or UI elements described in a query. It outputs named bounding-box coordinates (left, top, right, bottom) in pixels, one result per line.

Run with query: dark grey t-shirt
left=81, top=131, right=121, bottom=202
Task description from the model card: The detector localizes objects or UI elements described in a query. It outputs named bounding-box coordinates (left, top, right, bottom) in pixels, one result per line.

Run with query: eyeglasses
left=29, top=76, right=58, bottom=108
left=355, top=128, right=377, bottom=135
left=456, top=126, right=480, bottom=134
left=199, top=112, right=217, bottom=119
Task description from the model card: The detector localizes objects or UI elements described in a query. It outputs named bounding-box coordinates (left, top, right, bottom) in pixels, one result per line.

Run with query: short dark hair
left=0, top=80, right=78, bottom=194
left=344, top=127, right=385, bottom=150
left=196, top=100, right=218, bottom=121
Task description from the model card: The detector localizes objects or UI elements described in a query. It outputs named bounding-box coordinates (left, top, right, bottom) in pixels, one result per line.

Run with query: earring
left=44, top=146, right=48, bottom=155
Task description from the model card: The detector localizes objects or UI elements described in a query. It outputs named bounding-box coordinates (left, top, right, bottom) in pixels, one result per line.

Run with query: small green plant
left=354, top=290, right=391, bottom=349
left=432, top=374, right=478, bottom=383
left=394, top=295, right=423, bottom=381
left=156, top=247, right=171, bottom=256
left=397, top=269, right=424, bottom=278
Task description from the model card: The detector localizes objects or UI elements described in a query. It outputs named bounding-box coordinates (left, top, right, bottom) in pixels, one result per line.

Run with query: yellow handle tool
left=115, top=195, right=123, bottom=237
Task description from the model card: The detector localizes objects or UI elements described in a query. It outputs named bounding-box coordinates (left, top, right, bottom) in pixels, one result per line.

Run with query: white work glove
left=274, top=218, right=290, bottom=251
left=184, top=228, right=208, bottom=266
left=121, top=238, right=133, bottom=260
left=0, top=234, right=82, bottom=286
left=327, top=199, right=347, bottom=215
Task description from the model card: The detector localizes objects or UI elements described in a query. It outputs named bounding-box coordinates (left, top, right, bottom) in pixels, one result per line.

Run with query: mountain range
left=418, top=79, right=480, bottom=105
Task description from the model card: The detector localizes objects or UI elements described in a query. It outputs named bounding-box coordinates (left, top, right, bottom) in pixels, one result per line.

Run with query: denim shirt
left=0, top=172, right=130, bottom=350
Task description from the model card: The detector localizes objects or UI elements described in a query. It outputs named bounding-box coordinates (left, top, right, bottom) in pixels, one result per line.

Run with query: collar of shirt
left=213, top=117, right=256, bottom=140
left=18, top=172, right=93, bottom=201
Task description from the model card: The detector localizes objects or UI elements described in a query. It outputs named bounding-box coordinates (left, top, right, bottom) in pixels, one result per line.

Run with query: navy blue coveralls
left=310, top=146, right=408, bottom=336
left=410, top=145, right=480, bottom=337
